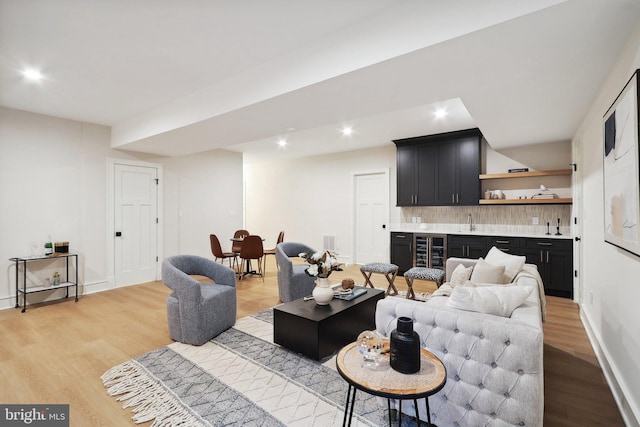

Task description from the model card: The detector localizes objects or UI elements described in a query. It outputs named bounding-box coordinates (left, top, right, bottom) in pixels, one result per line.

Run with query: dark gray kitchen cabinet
left=448, top=234, right=573, bottom=298
left=488, top=236, right=523, bottom=254
left=394, top=128, right=481, bottom=206
left=390, top=232, right=413, bottom=275
left=434, top=132, right=482, bottom=206
left=521, top=238, right=573, bottom=298
left=447, top=234, right=488, bottom=259
left=396, top=143, right=435, bottom=206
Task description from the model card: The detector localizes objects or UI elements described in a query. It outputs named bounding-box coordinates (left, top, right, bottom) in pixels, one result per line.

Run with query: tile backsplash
left=400, top=205, right=572, bottom=235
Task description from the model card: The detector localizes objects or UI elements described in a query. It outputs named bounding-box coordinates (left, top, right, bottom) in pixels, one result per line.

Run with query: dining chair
left=262, top=230, right=284, bottom=275
left=210, top=234, right=238, bottom=271
left=231, top=229, right=250, bottom=255
left=238, top=235, right=264, bottom=281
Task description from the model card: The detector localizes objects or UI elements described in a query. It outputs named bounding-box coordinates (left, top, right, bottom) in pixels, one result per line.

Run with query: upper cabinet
left=394, top=129, right=482, bottom=207
left=396, top=141, right=436, bottom=205
left=434, top=133, right=481, bottom=205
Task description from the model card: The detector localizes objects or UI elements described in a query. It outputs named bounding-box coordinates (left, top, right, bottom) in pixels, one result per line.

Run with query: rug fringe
left=101, top=360, right=207, bottom=426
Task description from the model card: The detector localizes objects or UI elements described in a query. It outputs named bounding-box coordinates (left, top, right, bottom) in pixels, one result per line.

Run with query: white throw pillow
left=469, top=258, right=506, bottom=284
left=462, top=280, right=500, bottom=287
left=484, top=246, right=526, bottom=283
left=449, top=263, right=474, bottom=286
left=446, top=285, right=532, bottom=317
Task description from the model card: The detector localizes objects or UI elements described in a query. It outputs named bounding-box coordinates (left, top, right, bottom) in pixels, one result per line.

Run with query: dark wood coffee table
left=273, top=286, right=385, bottom=360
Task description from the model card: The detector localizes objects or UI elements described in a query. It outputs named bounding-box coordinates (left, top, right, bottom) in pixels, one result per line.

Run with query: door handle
left=575, top=237, right=581, bottom=241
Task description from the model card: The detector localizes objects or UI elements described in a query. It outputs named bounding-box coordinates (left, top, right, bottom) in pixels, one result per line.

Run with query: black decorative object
left=390, top=316, right=421, bottom=374
left=555, top=218, right=562, bottom=236
left=546, top=222, right=551, bottom=236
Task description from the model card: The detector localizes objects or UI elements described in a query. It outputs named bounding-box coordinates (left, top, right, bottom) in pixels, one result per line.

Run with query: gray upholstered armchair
left=275, top=242, right=317, bottom=303
left=161, top=255, right=236, bottom=345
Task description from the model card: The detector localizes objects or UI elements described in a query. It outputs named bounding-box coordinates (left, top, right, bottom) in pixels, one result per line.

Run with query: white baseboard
left=580, top=307, right=640, bottom=427
left=0, top=279, right=112, bottom=312
left=0, top=294, right=17, bottom=311
left=82, top=279, right=112, bottom=295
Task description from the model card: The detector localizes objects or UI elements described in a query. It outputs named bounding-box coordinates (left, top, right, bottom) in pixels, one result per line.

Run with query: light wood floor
left=0, top=259, right=625, bottom=426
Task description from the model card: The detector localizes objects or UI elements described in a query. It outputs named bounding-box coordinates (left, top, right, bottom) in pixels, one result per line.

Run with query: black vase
left=390, top=316, right=421, bottom=374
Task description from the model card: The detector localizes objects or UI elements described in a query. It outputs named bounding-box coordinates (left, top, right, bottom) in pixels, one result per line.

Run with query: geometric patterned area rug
left=101, top=309, right=407, bottom=427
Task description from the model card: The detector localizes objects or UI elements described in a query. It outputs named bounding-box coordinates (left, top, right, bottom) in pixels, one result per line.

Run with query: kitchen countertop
left=389, top=224, right=572, bottom=240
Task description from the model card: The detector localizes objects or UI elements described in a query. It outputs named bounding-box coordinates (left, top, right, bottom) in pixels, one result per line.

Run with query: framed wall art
left=603, top=69, right=640, bottom=256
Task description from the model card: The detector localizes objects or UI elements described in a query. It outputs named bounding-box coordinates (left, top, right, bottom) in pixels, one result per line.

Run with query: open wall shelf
left=479, top=168, right=573, bottom=205
left=479, top=169, right=572, bottom=180
left=479, top=198, right=572, bottom=205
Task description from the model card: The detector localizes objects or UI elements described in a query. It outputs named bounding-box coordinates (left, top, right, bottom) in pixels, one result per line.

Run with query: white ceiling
left=2, top=0, right=640, bottom=162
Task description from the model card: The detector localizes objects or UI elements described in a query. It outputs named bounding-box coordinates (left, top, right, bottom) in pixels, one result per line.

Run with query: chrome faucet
left=467, top=213, right=473, bottom=231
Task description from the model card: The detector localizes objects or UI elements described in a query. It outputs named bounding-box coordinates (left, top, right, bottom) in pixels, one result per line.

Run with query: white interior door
left=114, top=164, right=158, bottom=286
left=354, top=170, right=389, bottom=264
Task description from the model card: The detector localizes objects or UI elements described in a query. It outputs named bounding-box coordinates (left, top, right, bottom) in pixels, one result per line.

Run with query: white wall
left=0, top=107, right=243, bottom=309
left=575, top=22, right=640, bottom=426
left=161, top=149, right=244, bottom=257
left=244, top=145, right=399, bottom=261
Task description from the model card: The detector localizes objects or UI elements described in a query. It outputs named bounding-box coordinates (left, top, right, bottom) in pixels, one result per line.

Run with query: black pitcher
left=390, top=316, right=421, bottom=374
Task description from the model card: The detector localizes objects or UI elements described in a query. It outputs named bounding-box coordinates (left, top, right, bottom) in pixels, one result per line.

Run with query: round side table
left=336, top=341, right=446, bottom=427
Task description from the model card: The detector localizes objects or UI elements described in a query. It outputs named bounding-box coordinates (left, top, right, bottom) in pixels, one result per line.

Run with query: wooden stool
left=360, top=263, right=399, bottom=296
left=403, top=267, right=445, bottom=300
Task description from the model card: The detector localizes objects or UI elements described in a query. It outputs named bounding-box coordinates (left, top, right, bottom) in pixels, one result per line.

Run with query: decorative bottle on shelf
left=44, top=237, right=53, bottom=256
left=390, top=316, right=421, bottom=374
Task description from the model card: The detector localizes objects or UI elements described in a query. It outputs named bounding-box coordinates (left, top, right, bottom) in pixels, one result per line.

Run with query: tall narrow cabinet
left=434, top=133, right=482, bottom=205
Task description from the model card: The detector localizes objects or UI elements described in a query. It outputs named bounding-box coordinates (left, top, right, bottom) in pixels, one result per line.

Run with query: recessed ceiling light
left=341, top=126, right=353, bottom=136
left=277, top=138, right=288, bottom=148
left=434, top=108, right=447, bottom=119
left=22, top=68, right=44, bottom=82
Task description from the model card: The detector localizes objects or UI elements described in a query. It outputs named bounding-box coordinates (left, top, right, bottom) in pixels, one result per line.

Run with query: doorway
left=353, top=169, right=390, bottom=265
left=572, top=134, right=583, bottom=303
left=109, top=161, right=161, bottom=287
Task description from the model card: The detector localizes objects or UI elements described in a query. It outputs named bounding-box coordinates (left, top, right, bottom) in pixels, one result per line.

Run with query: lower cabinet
left=488, top=236, right=521, bottom=254
left=448, top=234, right=573, bottom=299
left=390, top=232, right=413, bottom=275
left=520, top=238, right=573, bottom=298
left=447, top=234, right=487, bottom=259
left=392, top=232, right=573, bottom=298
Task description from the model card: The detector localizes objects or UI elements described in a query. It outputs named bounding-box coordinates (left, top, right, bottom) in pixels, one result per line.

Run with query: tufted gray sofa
left=275, top=242, right=317, bottom=303
left=376, top=257, right=544, bottom=427
left=161, top=255, right=237, bottom=346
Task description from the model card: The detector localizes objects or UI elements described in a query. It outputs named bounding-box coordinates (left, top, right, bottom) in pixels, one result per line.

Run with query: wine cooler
left=413, top=233, right=447, bottom=270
